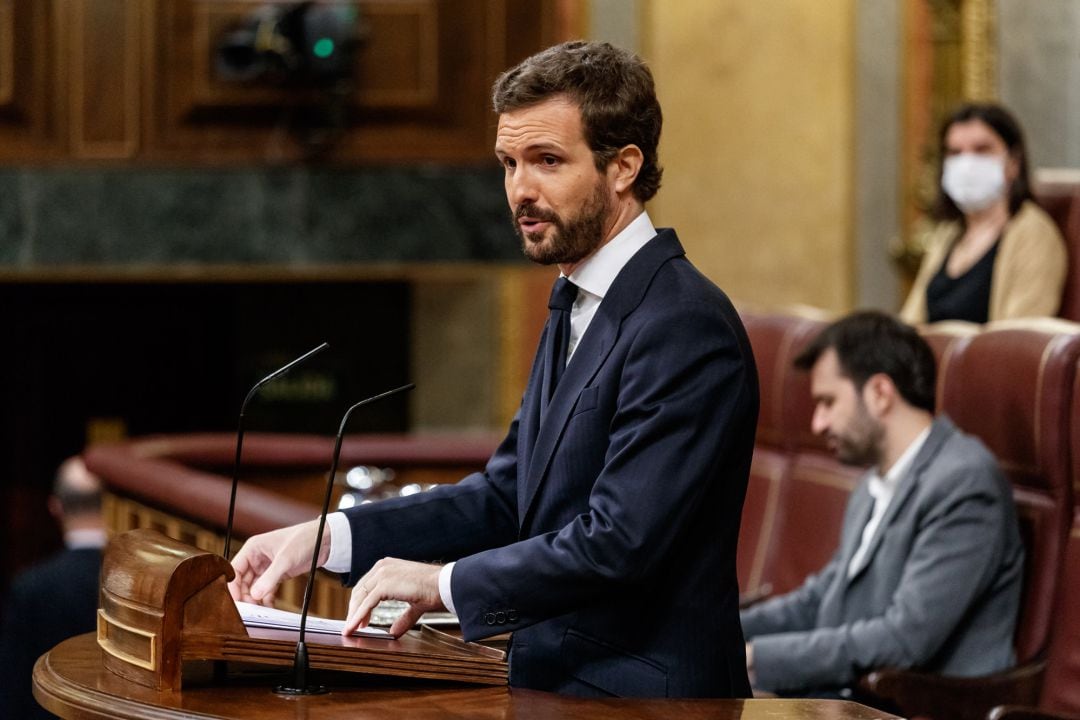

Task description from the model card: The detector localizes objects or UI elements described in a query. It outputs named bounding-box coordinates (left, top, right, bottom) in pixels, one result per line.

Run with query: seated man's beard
left=833, top=407, right=885, bottom=468
left=514, top=181, right=611, bottom=266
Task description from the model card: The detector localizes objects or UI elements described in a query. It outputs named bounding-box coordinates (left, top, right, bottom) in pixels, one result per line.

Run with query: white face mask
left=942, top=153, right=1007, bottom=213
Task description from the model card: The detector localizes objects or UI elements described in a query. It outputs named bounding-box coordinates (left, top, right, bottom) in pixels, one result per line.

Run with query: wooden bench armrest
left=858, top=660, right=1045, bottom=720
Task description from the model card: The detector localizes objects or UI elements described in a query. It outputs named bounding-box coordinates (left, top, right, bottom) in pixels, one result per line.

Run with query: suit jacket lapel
left=846, top=417, right=953, bottom=582
left=837, top=487, right=874, bottom=577
left=518, top=311, right=616, bottom=522
left=516, top=230, right=687, bottom=526
left=516, top=326, right=550, bottom=497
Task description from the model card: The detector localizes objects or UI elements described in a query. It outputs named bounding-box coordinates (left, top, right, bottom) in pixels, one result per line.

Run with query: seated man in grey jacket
left=742, top=311, right=1023, bottom=698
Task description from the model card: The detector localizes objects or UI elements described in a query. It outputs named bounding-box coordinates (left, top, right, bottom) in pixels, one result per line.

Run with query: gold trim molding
left=961, top=0, right=996, bottom=101
left=896, top=0, right=999, bottom=280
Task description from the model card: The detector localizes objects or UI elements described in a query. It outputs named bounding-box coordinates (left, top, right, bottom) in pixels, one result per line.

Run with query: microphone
left=275, top=382, right=415, bottom=696
left=222, top=342, right=330, bottom=561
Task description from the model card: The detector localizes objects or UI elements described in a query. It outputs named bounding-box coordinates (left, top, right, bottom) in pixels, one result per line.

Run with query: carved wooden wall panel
left=145, top=0, right=548, bottom=163
left=0, top=1, right=12, bottom=107
left=0, top=0, right=554, bottom=164
left=64, top=0, right=142, bottom=159
left=0, top=0, right=63, bottom=161
left=188, top=0, right=440, bottom=110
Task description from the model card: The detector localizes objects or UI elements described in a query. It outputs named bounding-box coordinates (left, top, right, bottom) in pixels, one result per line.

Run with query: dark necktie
left=541, top=277, right=578, bottom=415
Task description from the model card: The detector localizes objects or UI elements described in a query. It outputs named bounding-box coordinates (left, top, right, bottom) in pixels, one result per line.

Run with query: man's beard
left=513, top=179, right=611, bottom=266
left=830, top=399, right=884, bottom=467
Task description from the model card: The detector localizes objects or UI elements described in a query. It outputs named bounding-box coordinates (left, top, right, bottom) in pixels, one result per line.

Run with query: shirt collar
left=565, top=211, right=656, bottom=300
left=65, top=528, right=108, bottom=550
left=869, top=425, right=932, bottom=498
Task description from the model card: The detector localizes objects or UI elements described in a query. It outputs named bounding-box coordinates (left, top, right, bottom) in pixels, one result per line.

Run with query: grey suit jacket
left=741, top=416, right=1024, bottom=693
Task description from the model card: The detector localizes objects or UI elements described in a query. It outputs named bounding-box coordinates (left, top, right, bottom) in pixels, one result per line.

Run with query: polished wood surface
left=1, top=0, right=561, bottom=163
left=36, top=634, right=901, bottom=720
left=96, top=529, right=506, bottom=691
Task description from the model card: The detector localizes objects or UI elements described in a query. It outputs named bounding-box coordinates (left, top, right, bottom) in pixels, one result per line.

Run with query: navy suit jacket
left=344, top=229, right=758, bottom=697
left=0, top=547, right=102, bottom=720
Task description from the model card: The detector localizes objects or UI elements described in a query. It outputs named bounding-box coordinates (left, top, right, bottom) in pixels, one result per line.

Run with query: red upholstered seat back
left=1034, top=178, right=1080, bottom=322
left=1039, top=509, right=1080, bottom=716
left=738, top=449, right=787, bottom=595
left=918, top=321, right=980, bottom=388
left=1037, top=369, right=1080, bottom=713
left=764, top=454, right=860, bottom=595
left=742, top=313, right=826, bottom=452
left=738, top=313, right=824, bottom=596
left=934, top=320, right=1080, bottom=662
left=741, top=313, right=860, bottom=596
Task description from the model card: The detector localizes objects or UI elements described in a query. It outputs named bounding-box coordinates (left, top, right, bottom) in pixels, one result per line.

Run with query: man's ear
left=47, top=496, right=63, bottom=522
left=862, top=373, right=897, bottom=417
left=609, top=144, right=644, bottom=195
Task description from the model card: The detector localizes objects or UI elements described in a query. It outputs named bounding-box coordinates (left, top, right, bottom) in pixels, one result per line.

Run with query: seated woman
left=900, top=103, right=1066, bottom=324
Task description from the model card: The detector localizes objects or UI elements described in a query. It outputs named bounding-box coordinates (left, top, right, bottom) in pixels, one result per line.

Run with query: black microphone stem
left=223, top=342, right=329, bottom=561
left=298, top=383, right=415, bottom=641
left=275, top=382, right=414, bottom=696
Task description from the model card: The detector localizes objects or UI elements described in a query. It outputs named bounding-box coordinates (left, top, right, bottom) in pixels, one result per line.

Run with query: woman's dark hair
left=492, top=41, right=663, bottom=203
left=932, top=102, right=1033, bottom=222
left=794, top=311, right=937, bottom=413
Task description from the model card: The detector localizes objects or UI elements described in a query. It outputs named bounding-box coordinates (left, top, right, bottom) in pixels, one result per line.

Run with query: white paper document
left=236, top=601, right=392, bottom=639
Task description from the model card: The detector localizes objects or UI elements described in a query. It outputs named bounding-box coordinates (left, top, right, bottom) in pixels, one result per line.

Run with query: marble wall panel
left=0, top=167, right=521, bottom=266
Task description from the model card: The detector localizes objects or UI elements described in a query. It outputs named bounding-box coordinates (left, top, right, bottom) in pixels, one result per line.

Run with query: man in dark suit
left=230, top=40, right=758, bottom=698
left=0, top=457, right=106, bottom=719
left=742, top=312, right=1023, bottom=697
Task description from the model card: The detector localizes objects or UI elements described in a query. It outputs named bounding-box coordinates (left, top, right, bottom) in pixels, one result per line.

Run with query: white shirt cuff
left=322, top=512, right=353, bottom=573
left=438, top=562, right=458, bottom=616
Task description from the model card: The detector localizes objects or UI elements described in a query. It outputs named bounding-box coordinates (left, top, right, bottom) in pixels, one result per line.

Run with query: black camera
left=216, top=2, right=362, bottom=86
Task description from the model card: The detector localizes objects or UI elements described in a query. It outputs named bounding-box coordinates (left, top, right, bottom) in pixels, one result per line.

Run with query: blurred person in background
left=0, top=457, right=106, bottom=720
left=743, top=312, right=1023, bottom=701
left=900, top=103, right=1066, bottom=324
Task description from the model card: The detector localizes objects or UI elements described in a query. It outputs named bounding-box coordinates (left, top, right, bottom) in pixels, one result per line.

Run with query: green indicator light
left=313, top=38, right=335, bottom=58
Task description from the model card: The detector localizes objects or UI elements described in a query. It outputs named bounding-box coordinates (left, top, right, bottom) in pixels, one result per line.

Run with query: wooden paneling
left=189, top=1, right=440, bottom=110
left=144, top=0, right=548, bottom=163
left=65, top=0, right=141, bottom=159
left=0, top=1, right=12, bottom=106
left=357, top=1, right=439, bottom=108
left=0, top=0, right=555, bottom=165
left=0, top=0, right=62, bottom=161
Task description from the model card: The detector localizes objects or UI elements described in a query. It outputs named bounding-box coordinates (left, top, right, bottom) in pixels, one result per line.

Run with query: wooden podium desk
left=36, top=634, right=900, bottom=720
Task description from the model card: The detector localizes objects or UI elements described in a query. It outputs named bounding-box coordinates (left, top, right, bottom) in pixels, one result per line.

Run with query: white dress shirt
left=846, top=426, right=931, bottom=578
left=325, top=211, right=659, bottom=615
left=65, top=528, right=108, bottom=550
left=562, top=210, right=657, bottom=363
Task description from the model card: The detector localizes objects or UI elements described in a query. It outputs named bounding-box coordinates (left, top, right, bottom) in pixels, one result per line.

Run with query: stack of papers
left=370, top=599, right=459, bottom=628
left=236, top=601, right=392, bottom=639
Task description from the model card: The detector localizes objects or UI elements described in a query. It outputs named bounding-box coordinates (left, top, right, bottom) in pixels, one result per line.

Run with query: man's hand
left=228, top=519, right=330, bottom=607
left=344, top=558, right=445, bottom=638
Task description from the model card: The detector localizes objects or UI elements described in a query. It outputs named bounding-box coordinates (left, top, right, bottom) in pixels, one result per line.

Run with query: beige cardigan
left=900, top=201, right=1067, bottom=324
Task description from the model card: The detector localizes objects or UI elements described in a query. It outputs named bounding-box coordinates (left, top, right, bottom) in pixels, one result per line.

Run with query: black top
left=926, top=238, right=1001, bottom=323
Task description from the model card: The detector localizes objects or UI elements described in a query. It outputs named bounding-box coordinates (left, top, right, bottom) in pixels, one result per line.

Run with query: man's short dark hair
left=794, top=311, right=937, bottom=413
left=492, top=40, right=663, bottom=203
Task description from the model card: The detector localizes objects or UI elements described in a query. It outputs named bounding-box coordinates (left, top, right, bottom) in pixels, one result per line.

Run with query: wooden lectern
left=96, top=528, right=506, bottom=691
left=38, top=529, right=899, bottom=720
